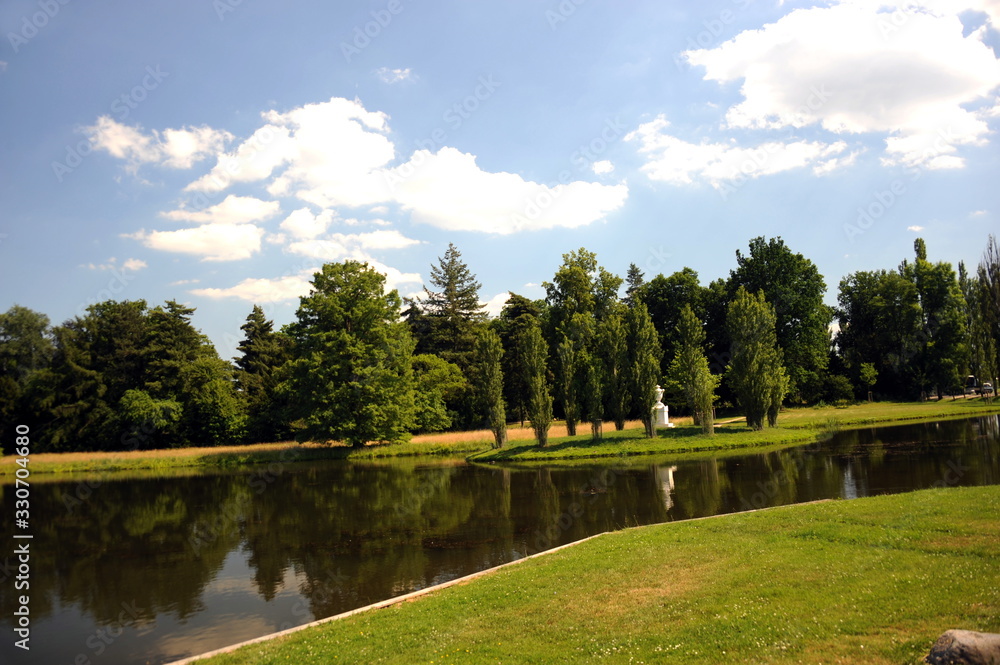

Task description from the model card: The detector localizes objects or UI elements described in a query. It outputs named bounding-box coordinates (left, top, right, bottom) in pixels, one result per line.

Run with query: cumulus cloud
left=481, top=292, right=510, bottom=318
left=125, top=224, right=265, bottom=261
left=626, top=115, right=849, bottom=187
left=186, top=97, right=396, bottom=208
left=683, top=1, right=1000, bottom=169
left=907, top=225, right=925, bottom=231
left=161, top=195, right=280, bottom=224
left=384, top=147, right=628, bottom=234
left=592, top=160, right=615, bottom=174
left=286, top=230, right=422, bottom=261
left=192, top=260, right=421, bottom=302
left=191, top=274, right=313, bottom=302
left=85, top=116, right=232, bottom=170
left=279, top=208, right=336, bottom=239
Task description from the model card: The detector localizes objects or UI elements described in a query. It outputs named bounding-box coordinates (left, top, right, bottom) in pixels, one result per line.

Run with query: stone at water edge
left=925, top=630, right=1000, bottom=665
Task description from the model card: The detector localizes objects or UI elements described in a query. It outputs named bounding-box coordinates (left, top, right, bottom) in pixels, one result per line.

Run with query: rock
left=926, top=630, right=1000, bottom=665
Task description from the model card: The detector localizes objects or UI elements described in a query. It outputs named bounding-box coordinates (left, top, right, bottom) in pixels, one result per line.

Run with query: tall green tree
left=519, top=319, right=552, bottom=446
left=495, top=293, right=543, bottom=426
left=597, top=307, right=628, bottom=431
left=666, top=305, right=719, bottom=434
left=726, top=287, right=789, bottom=430
left=729, top=237, right=831, bottom=402
left=626, top=302, right=661, bottom=438
left=415, top=243, right=486, bottom=362
left=555, top=312, right=595, bottom=437
left=235, top=305, right=292, bottom=443
left=474, top=328, right=507, bottom=448
left=286, top=261, right=416, bottom=447
left=543, top=248, right=623, bottom=332
left=901, top=239, right=969, bottom=397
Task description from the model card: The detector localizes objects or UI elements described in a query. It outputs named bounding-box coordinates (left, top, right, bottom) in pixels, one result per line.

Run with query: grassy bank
left=196, top=485, right=1000, bottom=665
left=471, top=398, right=1000, bottom=463
left=4, top=399, right=997, bottom=476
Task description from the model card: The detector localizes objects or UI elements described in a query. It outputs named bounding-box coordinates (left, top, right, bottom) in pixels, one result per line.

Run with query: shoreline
left=2, top=399, right=997, bottom=478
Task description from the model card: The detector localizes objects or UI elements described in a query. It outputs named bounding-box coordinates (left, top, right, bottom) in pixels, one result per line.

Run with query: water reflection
left=0, top=415, right=997, bottom=665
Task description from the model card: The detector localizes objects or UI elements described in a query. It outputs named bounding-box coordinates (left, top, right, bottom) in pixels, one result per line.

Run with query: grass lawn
left=4, top=398, right=997, bottom=477
left=194, top=485, right=1000, bottom=665
left=471, top=398, right=1000, bottom=463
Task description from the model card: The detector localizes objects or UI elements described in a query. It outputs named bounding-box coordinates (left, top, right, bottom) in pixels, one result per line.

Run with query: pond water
left=1, top=415, right=998, bottom=665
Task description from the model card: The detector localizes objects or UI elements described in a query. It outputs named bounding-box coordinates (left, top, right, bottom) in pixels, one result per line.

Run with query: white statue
left=652, top=385, right=674, bottom=428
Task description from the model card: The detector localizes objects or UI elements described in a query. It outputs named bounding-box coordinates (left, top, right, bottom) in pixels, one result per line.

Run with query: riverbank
left=3, top=399, right=996, bottom=476
left=471, top=398, right=1000, bottom=462
left=188, top=485, right=1000, bottom=665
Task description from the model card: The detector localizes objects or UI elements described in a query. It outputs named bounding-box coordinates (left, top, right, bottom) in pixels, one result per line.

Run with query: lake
left=1, top=414, right=998, bottom=664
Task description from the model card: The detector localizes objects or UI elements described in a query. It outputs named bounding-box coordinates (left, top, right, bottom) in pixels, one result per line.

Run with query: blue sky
left=1, top=0, right=998, bottom=358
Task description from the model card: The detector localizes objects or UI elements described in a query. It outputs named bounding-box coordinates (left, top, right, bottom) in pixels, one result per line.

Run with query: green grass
left=199, top=485, right=1000, bottom=665
left=471, top=398, right=1000, bottom=463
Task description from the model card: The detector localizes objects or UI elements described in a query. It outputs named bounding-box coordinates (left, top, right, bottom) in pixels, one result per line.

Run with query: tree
left=729, top=237, right=831, bottom=402
left=416, top=243, right=486, bottom=361
left=496, top=293, right=543, bottom=426
left=624, top=263, right=644, bottom=306
left=901, top=239, right=969, bottom=398
left=637, top=267, right=706, bottom=374
left=555, top=312, right=595, bottom=437
left=411, top=354, right=466, bottom=433
left=597, top=308, right=628, bottom=431
left=666, top=305, right=719, bottom=434
left=543, top=248, right=623, bottom=333
left=860, top=362, right=878, bottom=400
left=0, top=306, right=53, bottom=453
left=412, top=243, right=485, bottom=428
left=726, top=287, right=789, bottom=430
left=235, top=305, right=292, bottom=443
left=286, top=261, right=416, bottom=447
left=626, top=303, right=661, bottom=438
left=474, top=328, right=507, bottom=448
left=836, top=269, right=922, bottom=398
left=519, top=320, right=552, bottom=446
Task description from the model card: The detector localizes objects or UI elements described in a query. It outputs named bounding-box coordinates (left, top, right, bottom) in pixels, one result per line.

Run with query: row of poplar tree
left=1, top=235, right=997, bottom=453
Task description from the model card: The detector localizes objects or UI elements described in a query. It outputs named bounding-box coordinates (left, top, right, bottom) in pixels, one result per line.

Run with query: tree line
left=1, top=235, right=997, bottom=453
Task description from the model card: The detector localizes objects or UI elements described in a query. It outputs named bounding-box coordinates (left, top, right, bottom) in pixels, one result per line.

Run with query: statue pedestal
left=652, top=385, right=675, bottom=428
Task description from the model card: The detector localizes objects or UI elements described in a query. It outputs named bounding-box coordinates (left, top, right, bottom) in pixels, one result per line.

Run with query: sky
left=1, top=0, right=999, bottom=359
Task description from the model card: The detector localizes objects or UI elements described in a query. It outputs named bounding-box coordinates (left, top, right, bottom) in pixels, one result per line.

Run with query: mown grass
left=4, top=398, right=996, bottom=477
left=471, top=398, right=1000, bottom=463
left=198, top=485, right=1000, bottom=665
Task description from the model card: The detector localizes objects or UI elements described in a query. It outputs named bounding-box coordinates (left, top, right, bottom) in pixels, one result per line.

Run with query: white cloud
left=186, top=97, right=396, bottom=208
left=907, top=225, right=925, bottom=231
left=191, top=261, right=420, bottom=302
left=81, top=257, right=148, bottom=272
left=85, top=116, right=232, bottom=170
left=970, top=209, right=989, bottom=217
left=683, top=2, right=1000, bottom=169
left=376, top=67, right=413, bottom=83
left=191, top=274, right=313, bottom=302
left=626, top=115, right=848, bottom=187
left=161, top=195, right=280, bottom=225
left=481, top=292, right=510, bottom=318
left=592, top=160, right=615, bottom=174
left=122, top=258, right=148, bottom=271
left=126, top=224, right=265, bottom=261
left=169, top=278, right=200, bottom=286
left=286, top=230, right=422, bottom=261
left=279, top=208, right=336, bottom=239
left=384, top=147, right=628, bottom=234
